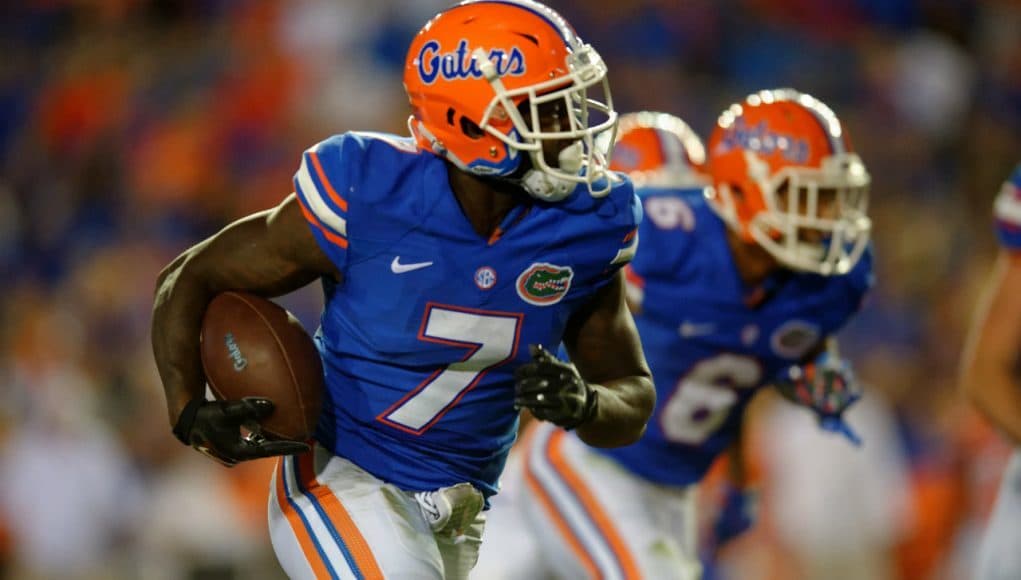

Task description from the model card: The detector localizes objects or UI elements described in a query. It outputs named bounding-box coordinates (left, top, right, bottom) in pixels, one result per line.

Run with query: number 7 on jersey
left=378, top=303, right=523, bottom=435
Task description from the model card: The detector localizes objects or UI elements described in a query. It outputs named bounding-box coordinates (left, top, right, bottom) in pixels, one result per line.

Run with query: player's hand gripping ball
left=173, top=291, right=325, bottom=466
left=514, top=345, right=598, bottom=430
left=173, top=397, right=310, bottom=467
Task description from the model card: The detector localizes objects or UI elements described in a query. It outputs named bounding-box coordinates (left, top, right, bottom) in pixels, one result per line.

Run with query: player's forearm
left=576, top=375, right=655, bottom=447
left=963, top=369, right=1021, bottom=445
left=152, top=251, right=217, bottom=425
left=152, top=204, right=332, bottom=426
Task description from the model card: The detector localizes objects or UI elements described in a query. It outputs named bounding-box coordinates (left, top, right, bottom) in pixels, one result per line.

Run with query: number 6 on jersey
left=379, top=303, right=523, bottom=434
left=661, top=354, right=762, bottom=445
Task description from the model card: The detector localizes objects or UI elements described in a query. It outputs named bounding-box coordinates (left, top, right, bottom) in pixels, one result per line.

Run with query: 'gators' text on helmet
left=404, top=0, right=617, bottom=201
left=706, top=89, right=871, bottom=275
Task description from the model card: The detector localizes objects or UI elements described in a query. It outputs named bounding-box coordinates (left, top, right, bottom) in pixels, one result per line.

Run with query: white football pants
left=472, top=448, right=550, bottom=579
left=268, top=444, right=484, bottom=579
left=521, top=423, right=702, bottom=580
left=976, top=449, right=1021, bottom=580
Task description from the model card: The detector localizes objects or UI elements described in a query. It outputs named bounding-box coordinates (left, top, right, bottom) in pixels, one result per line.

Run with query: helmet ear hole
left=459, top=116, right=485, bottom=140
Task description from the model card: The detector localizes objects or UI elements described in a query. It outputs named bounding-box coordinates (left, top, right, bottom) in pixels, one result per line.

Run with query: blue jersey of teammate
left=291, top=132, right=641, bottom=498
left=597, top=186, right=872, bottom=486
left=995, top=163, right=1021, bottom=250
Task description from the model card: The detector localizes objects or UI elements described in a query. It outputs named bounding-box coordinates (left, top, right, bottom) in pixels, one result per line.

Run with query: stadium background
left=0, top=0, right=1018, bottom=578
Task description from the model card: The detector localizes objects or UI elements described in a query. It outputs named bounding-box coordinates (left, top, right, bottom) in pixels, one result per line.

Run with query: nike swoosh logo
left=679, top=321, right=716, bottom=338
left=391, top=256, right=434, bottom=274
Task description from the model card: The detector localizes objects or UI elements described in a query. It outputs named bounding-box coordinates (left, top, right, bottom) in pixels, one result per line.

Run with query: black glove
left=773, top=351, right=863, bottom=446
left=514, top=345, right=598, bottom=430
left=173, top=397, right=310, bottom=467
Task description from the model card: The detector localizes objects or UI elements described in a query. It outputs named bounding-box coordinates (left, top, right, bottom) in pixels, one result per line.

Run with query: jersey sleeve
left=293, top=134, right=363, bottom=271
left=608, top=187, right=643, bottom=269
left=994, top=163, right=1021, bottom=251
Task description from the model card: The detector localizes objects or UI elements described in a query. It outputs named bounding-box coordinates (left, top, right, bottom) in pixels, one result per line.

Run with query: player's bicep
left=184, top=194, right=338, bottom=297
left=563, top=270, right=651, bottom=384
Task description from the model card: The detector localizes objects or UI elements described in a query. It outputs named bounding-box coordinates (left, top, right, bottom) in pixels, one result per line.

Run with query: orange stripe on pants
left=295, top=453, right=385, bottom=580
left=546, top=429, right=642, bottom=580
left=523, top=426, right=602, bottom=579
left=275, top=458, right=332, bottom=579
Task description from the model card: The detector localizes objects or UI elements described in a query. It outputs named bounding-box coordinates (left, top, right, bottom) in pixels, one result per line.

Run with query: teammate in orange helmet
left=519, top=92, right=873, bottom=579
left=151, top=1, right=654, bottom=578
left=474, top=110, right=708, bottom=580
left=608, top=111, right=709, bottom=189
left=960, top=163, right=1021, bottom=580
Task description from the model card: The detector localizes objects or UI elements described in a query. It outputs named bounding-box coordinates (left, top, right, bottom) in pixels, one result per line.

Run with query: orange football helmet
left=608, top=111, right=709, bottom=188
left=706, top=89, right=871, bottom=275
left=403, top=0, right=617, bottom=201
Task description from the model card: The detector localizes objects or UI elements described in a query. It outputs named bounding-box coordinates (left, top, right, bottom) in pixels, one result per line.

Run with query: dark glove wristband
left=562, top=386, right=599, bottom=431
left=172, top=398, right=205, bottom=445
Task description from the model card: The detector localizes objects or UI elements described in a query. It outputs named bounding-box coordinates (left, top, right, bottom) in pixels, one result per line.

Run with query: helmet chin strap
left=518, top=142, right=584, bottom=201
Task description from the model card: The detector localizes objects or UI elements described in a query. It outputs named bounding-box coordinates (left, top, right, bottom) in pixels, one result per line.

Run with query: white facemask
left=519, top=142, right=584, bottom=201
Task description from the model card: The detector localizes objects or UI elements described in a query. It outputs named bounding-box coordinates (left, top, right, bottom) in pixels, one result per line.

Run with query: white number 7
left=378, top=303, right=523, bottom=435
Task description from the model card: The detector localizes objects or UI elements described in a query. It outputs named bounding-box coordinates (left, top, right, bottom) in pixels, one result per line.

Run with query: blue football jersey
left=596, top=186, right=873, bottom=486
left=994, top=163, right=1021, bottom=250
left=292, top=132, right=641, bottom=498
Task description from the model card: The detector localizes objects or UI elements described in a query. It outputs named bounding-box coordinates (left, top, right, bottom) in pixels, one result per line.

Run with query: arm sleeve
left=292, top=135, right=361, bottom=272
left=994, top=163, right=1021, bottom=251
left=606, top=188, right=644, bottom=270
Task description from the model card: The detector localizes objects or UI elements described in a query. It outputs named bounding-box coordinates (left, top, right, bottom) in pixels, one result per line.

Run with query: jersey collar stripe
left=308, top=150, right=349, bottom=212
left=296, top=155, right=348, bottom=236
left=276, top=458, right=341, bottom=579
left=521, top=427, right=603, bottom=578
left=542, top=429, right=641, bottom=579
left=293, top=453, right=384, bottom=579
left=295, top=194, right=349, bottom=249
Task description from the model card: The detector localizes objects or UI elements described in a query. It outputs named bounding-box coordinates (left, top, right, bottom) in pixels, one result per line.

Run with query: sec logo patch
left=475, top=266, right=497, bottom=290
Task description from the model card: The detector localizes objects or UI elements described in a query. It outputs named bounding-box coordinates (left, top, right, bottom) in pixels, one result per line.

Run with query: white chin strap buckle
left=520, top=142, right=584, bottom=202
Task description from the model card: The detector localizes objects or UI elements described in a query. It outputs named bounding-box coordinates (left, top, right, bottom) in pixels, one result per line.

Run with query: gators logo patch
left=516, top=263, right=573, bottom=306
left=770, top=320, right=820, bottom=360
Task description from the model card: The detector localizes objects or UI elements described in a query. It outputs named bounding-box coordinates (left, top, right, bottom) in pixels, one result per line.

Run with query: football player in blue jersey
left=520, top=90, right=874, bottom=580
left=473, top=111, right=710, bottom=580
left=960, top=163, right=1021, bottom=580
left=150, top=1, right=655, bottom=578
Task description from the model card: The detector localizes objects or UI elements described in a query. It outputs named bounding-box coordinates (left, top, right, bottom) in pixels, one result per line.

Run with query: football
left=199, top=291, right=324, bottom=441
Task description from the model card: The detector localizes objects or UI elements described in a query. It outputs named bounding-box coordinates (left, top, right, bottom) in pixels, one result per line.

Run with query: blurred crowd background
left=0, top=0, right=1018, bottom=579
